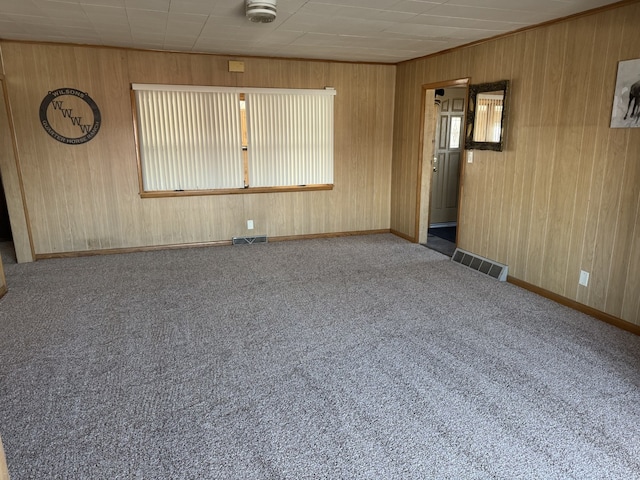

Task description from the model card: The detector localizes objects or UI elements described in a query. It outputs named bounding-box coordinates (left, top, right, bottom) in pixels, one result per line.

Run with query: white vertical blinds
left=246, top=93, right=334, bottom=187
left=473, top=95, right=503, bottom=143
left=135, top=89, right=244, bottom=191
left=133, top=84, right=335, bottom=193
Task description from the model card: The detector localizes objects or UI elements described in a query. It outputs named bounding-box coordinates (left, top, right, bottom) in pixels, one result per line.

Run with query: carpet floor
left=0, top=234, right=638, bottom=479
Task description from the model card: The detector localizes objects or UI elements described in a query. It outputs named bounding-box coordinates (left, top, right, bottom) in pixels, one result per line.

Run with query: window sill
left=140, top=184, right=334, bottom=198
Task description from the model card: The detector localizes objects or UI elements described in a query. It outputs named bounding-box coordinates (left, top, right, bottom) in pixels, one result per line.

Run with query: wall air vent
left=451, top=248, right=508, bottom=281
left=232, top=235, right=268, bottom=245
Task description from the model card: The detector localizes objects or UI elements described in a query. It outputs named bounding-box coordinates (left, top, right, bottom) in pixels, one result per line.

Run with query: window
left=449, top=116, right=462, bottom=149
left=472, top=94, right=503, bottom=143
left=132, top=84, right=336, bottom=196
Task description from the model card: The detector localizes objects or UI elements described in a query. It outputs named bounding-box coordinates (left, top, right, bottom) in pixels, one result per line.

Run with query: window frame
left=130, top=84, right=336, bottom=198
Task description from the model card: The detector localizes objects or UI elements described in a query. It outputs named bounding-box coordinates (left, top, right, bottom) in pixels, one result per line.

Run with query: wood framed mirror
left=465, top=80, right=509, bottom=151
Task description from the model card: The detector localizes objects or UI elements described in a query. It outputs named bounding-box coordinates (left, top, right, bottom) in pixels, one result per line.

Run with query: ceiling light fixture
left=246, top=0, right=277, bottom=23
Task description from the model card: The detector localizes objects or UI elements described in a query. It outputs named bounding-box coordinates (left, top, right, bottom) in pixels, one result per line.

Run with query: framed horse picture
left=610, top=58, right=640, bottom=128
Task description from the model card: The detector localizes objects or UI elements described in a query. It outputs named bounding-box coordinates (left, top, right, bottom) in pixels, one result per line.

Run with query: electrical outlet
left=579, top=270, right=589, bottom=287
left=247, top=220, right=254, bottom=230
left=467, top=151, right=473, bottom=163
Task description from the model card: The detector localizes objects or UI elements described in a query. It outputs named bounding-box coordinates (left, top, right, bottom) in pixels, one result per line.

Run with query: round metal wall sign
left=39, top=88, right=101, bottom=145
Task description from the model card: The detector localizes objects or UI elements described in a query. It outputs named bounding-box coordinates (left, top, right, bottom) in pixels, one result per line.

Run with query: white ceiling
left=0, top=0, right=623, bottom=63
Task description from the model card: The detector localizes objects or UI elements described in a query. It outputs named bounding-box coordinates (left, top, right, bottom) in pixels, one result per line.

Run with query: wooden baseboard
left=34, top=230, right=393, bottom=260
left=35, top=240, right=232, bottom=260
left=269, top=229, right=390, bottom=243
left=390, top=229, right=416, bottom=242
left=0, top=434, right=9, bottom=480
left=507, top=276, right=640, bottom=336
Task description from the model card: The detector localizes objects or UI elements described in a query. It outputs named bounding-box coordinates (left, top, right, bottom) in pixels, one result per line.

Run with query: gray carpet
left=0, top=234, right=638, bottom=479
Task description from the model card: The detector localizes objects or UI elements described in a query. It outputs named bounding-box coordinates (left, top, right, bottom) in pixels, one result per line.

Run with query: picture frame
left=610, top=58, right=640, bottom=128
left=464, top=80, right=509, bottom=151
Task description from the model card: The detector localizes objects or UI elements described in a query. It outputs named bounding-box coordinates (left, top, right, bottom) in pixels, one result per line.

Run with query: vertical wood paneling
left=0, top=79, right=33, bottom=262
left=0, top=42, right=395, bottom=256
left=392, top=2, right=640, bottom=325
left=564, top=15, right=604, bottom=301
left=588, top=7, right=631, bottom=314
left=622, top=175, right=640, bottom=320
left=487, top=35, right=516, bottom=264
left=477, top=41, right=502, bottom=258
left=391, top=60, right=421, bottom=238
left=542, top=22, right=578, bottom=295
left=496, top=34, right=524, bottom=268
left=577, top=11, right=627, bottom=312
left=576, top=10, right=619, bottom=307
left=524, top=28, right=556, bottom=286
left=603, top=7, right=640, bottom=318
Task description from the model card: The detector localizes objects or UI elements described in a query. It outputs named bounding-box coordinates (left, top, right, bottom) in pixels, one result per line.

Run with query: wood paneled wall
left=0, top=43, right=395, bottom=256
left=391, top=2, right=640, bottom=325
left=0, top=79, right=32, bottom=263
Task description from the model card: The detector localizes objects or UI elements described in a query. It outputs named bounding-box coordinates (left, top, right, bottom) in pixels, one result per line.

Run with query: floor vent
left=232, top=235, right=268, bottom=245
left=451, top=248, right=508, bottom=281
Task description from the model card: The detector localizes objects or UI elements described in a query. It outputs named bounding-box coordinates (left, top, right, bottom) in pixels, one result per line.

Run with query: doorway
left=417, top=80, right=468, bottom=257
left=0, top=78, right=32, bottom=264
left=0, top=177, right=14, bottom=264
left=0, top=179, right=12, bottom=242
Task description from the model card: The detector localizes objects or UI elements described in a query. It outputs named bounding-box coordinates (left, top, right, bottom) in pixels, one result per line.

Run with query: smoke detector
left=246, top=0, right=277, bottom=23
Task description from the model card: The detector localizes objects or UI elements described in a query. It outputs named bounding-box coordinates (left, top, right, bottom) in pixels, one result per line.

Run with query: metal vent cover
left=232, top=235, right=268, bottom=245
left=451, top=248, right=508, bottom=281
